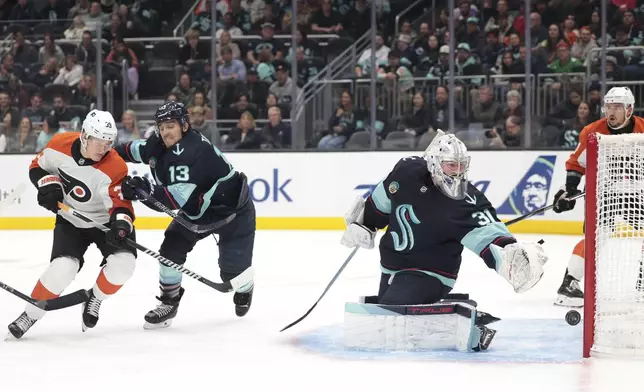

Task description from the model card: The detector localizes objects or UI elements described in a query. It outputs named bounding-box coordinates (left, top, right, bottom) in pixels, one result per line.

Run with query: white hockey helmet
left=424, top=130, right=471, bottom=200
left=603, top=86, right=635, bottom=129
left=81, top=109, right=117, bottom=150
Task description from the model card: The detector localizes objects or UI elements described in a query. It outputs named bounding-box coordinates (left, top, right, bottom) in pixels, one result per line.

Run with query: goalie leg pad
left=27, top=256, right=80, bottom=319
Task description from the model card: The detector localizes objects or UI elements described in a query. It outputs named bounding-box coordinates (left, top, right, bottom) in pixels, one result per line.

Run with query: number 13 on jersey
left=169, top=165, right=190, bottom=182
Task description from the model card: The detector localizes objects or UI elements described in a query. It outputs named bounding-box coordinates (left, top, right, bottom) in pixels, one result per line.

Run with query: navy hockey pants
left=377, top=270, right=452, bottom=305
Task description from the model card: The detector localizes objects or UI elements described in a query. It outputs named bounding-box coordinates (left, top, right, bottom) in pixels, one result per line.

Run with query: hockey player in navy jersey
left=115, top=101, right=255, bottom=329
left=341, top=132, right=548, bottom=306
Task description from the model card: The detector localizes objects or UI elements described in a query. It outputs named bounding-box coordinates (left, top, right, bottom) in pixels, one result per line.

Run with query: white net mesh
left=593, top=134, right=644, bottom=357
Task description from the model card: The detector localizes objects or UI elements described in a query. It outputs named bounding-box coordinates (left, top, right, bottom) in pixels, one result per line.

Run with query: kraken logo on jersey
left=59, top=168, right=92, bottom=203
left=497, top=155, right=556, bottom=215
left=390, top=204, right=421, bottom=251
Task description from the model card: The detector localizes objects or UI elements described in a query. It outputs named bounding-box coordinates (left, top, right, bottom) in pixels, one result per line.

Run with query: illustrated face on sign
left=522, top=173, right=549, bottom=211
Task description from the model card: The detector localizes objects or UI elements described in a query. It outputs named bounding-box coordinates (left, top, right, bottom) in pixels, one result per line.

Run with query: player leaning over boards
left=115, top=101, right=255, bottom=329
left=8, top=110, right=137, bottom=339
left=552, top=86, right=644, bottom=308
left=340, top=131, right=548, bottom=351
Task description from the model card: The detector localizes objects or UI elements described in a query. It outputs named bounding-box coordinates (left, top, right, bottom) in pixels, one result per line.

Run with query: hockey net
left=585, top=132, right=644, bottom=358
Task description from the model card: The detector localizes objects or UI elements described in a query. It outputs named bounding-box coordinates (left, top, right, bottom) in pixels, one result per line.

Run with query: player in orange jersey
left=7, top=110, right=137, bottom=339
left=552, top=86, right=644, bottom=307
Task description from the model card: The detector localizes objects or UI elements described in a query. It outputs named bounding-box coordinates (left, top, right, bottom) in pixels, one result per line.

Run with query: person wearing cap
left=395, top=34, right=417, bottom=68
left=571, top=26, right=597, bottom=64
left=246, top=21, right=284, bottom=65
left=547, top=42, right=582, bottom=74
left=427, top=45, right=450, bottom=79
left=455, top=42, right=483, bottom=86
left=355, top=33, right=390, bottom=77
left=464, top=16, right=483, bottom=51
left=269, top=63, right=299, bottom=106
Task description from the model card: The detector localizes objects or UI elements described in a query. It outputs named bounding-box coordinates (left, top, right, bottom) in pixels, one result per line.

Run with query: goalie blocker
left=344, top=295, right=498, bottom=352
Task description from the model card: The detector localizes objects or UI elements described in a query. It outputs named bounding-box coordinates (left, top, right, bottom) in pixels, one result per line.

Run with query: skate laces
left=151, top=303, right=175, bottom=317
left=15, top=313, right=36, bottom=331
left=86, top=296, right=102, bottom=316
left=570, top=279, right=582, bottom=292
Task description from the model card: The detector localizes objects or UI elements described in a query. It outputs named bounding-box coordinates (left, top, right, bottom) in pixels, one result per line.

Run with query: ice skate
left=233, top=286, right=253, bottom=317
left=144, top=287, right=185, bottom=330
left=82, top=289, right=103, bottom=332
left=554, top=271, right=584, bottom=308
left=474, top=326, right=497, bottom=351
left=7, top=312, right=38, bottom=340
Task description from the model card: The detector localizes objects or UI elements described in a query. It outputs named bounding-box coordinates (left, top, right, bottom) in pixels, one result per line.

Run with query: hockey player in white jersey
left=7, top=110, right=138, bottom=339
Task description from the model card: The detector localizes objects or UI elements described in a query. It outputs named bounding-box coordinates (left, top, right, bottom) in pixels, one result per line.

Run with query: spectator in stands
left=177, top=29, right=210, bottom=82
left=265, top=93, right=280, bottom=117
left=10, top=31, right=37, bottom=66
left=215, top=12, right=244, bottom=38
left=528, top=12, right=548, bottom=48
left=261, top=106, right=291, bottom=148
left=571, top=26, right=598, bottom=64
left=0, top=90, right=18, bottom=131
left=398, top=92, right=430, bottom=137
left=189, top=105, right=213, bottom=142
left=559, top=101, right=592, bottom=148
left=103, top=11, right=125, bottom=42
left=355, top=33, right=389, bottom=77
left=65, top=15, right=89, bottom=40
left=223, top=0, right=251, bottom=34
left=166, top=92, right=179, bottom=102
left=464, top=17, right=483, bottom=52
left=311, top=0, right=342, bottom=34
left=9, top=0, right=36, bottom=21
left=36, top=115, right=62, bottom=152
left=548, top=42, right=582, bottom=74
left=345, top=0, right=371, bottom=38
left=116, top=3, right=135, bottom=34
left=428, top=86, right=467, bottom=132
left=395, top=34, right=417, bottom=69
left=252, top=2, right=279, bottom=32
left=39, top=32, right=65, bottom=67
left=537, top=24, right=568, bottom=64
left=32, top=58, right=59, bottom=87
left=242, top=0, right=266, bottom=25
left=83, top=1, right=109, bottom=32
left=543, top=86, right=582, bottom=130
left=495, top=89, right=524, bottom=129
left=69, top=0, right=90, bottom=18
left=414, top=33, right=440, bottom=73
left=588, top=9, right=602, bottom=39
left=586, top=82, right=602, bottom=119
left=4, top=116, right=36, bottom=153
left=226, top=111, right=261, bottom=150
left=190, top=91, right=213, bottom=119
left=171, top=73, right=196, bottom=107
left=23, top=92, right=48, bottom=123
left=54, top=55, right=84, bottom=87
left=223, top=92, right=259, bottom=121
left=105, top=38, right=139, bottom=96
left=456, top=0, right=478, bottom=20
left=293, top=46, right=320, bottom=87
left=269, top=63, right=298, bottom=107
left=0, top=54, right=20, bottom=83
left=218, top=45, right=246, bottom=104
left=100, top=0, right=118, bottom=14
left=216, top=30, right=241, bottom=64
left=354, top=95, right=388, bottom=138
left=377, top=50, right=413, bottom=91
left=0, top=0, right=12, bottom=21
left=287, top=27, right=319, bottom=62
left=75, top=31, right=96, bottom=67
left=484, top=0, right=514, bottom=38
left=470, top=85, right=501, bottom=128
left=50, top=94, right=75, bottom=123
left=41, top=0, right=68, bottom=23
left=453, top=43, right=482, bottom=86
left=318, top=90, right=355, bottom=149
left=239, top=67, right=269, bottom=111
left=562, top=15, right=579, bottom=45
left=247, top=22, right=285, bottom=65
left=620, top=8, right=642, bottom=43
left=73, top=74, right=96, bottom=108
left=488, top=115, right=522, bottom=148
left=116, top=109, right=140, bottom=145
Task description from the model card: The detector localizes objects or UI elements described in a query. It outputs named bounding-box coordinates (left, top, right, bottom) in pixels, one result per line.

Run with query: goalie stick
left=0, top=280, right=89, bottom=311
left=57, top=203, right=254, bottom=293
left=134, top=188, right=236, bottom=234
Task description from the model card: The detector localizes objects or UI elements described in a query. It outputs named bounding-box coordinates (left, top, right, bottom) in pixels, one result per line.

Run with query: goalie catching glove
left=491, top=241, right=548, bottom=293
left=340, top=196, right=376, bottom=249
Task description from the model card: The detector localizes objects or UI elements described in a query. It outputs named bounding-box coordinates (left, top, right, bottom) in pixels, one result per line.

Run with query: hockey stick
left=280, top=246, right=360, bottom=332
left=134, top=188, right=236, bottom=234
left=0, top=280, right=89, bottom=311
left=57, top=203, right=254, bottom=294
left=505, top=191, right=586, bottom=227
left=0, top=183, right=26, bottom=215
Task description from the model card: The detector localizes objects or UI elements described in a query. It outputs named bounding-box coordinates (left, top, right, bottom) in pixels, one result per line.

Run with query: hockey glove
left=106, top=214, right=133, bottom=249
left=122, top=175, right=152, bottom=201
left=37, top=175, right=64, bottom=213
left=552, top=187, right=581, bottom=213
left=493, top=241, right=548, bottom=293
left=340, top=196, right=376, bottom=249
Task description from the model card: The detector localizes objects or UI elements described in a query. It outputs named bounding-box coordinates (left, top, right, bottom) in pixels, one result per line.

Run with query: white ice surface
left=0, top=231, right=641, bottom=392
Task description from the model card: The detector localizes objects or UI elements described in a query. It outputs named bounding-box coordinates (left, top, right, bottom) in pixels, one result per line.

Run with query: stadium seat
left=381, top=131, right=416, bottom=149
left=344, top=131, right=372, bottom=149
left=417, top=130, right=438, bottom=150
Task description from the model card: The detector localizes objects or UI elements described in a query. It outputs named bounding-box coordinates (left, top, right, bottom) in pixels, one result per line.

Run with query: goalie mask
left=603, top=86, right=635, bottom=130
left=425, top=132, right=471, bottom=200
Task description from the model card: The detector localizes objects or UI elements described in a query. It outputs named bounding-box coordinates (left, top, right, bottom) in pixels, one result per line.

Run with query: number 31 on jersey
left=472, top=209, right=496, bottom=226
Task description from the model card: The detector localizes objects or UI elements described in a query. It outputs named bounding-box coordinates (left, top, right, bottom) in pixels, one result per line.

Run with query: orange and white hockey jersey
left=29, top=132, right=135, bottom=229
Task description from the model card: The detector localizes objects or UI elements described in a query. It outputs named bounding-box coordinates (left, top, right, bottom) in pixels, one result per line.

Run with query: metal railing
left=173, top=0, right=203, bottom=38
left=586, top=46, right=644, bottom=76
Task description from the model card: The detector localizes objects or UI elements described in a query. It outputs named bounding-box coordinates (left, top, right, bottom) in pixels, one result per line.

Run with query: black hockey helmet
left=154, top=100, right=189, bottom=127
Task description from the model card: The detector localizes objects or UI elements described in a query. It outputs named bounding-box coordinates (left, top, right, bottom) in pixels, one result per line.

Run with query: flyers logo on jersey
left=59, top=169, right=92, bottom=203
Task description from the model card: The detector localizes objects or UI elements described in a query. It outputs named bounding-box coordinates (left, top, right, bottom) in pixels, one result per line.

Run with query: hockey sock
left=28, top=256, right=80, bottom=319
left=93, top=253, right=136, bottom=300
left=567, top=239, right=585, bottom=281
left=160, top=283, right=182, bottom=299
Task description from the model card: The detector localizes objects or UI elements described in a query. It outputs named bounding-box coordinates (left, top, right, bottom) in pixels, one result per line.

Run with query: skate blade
left=143, top=319, right=172, bottom=330
left=4, top=332, right=17, bottom=341
left=554, top=295, right=584, bottom=308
